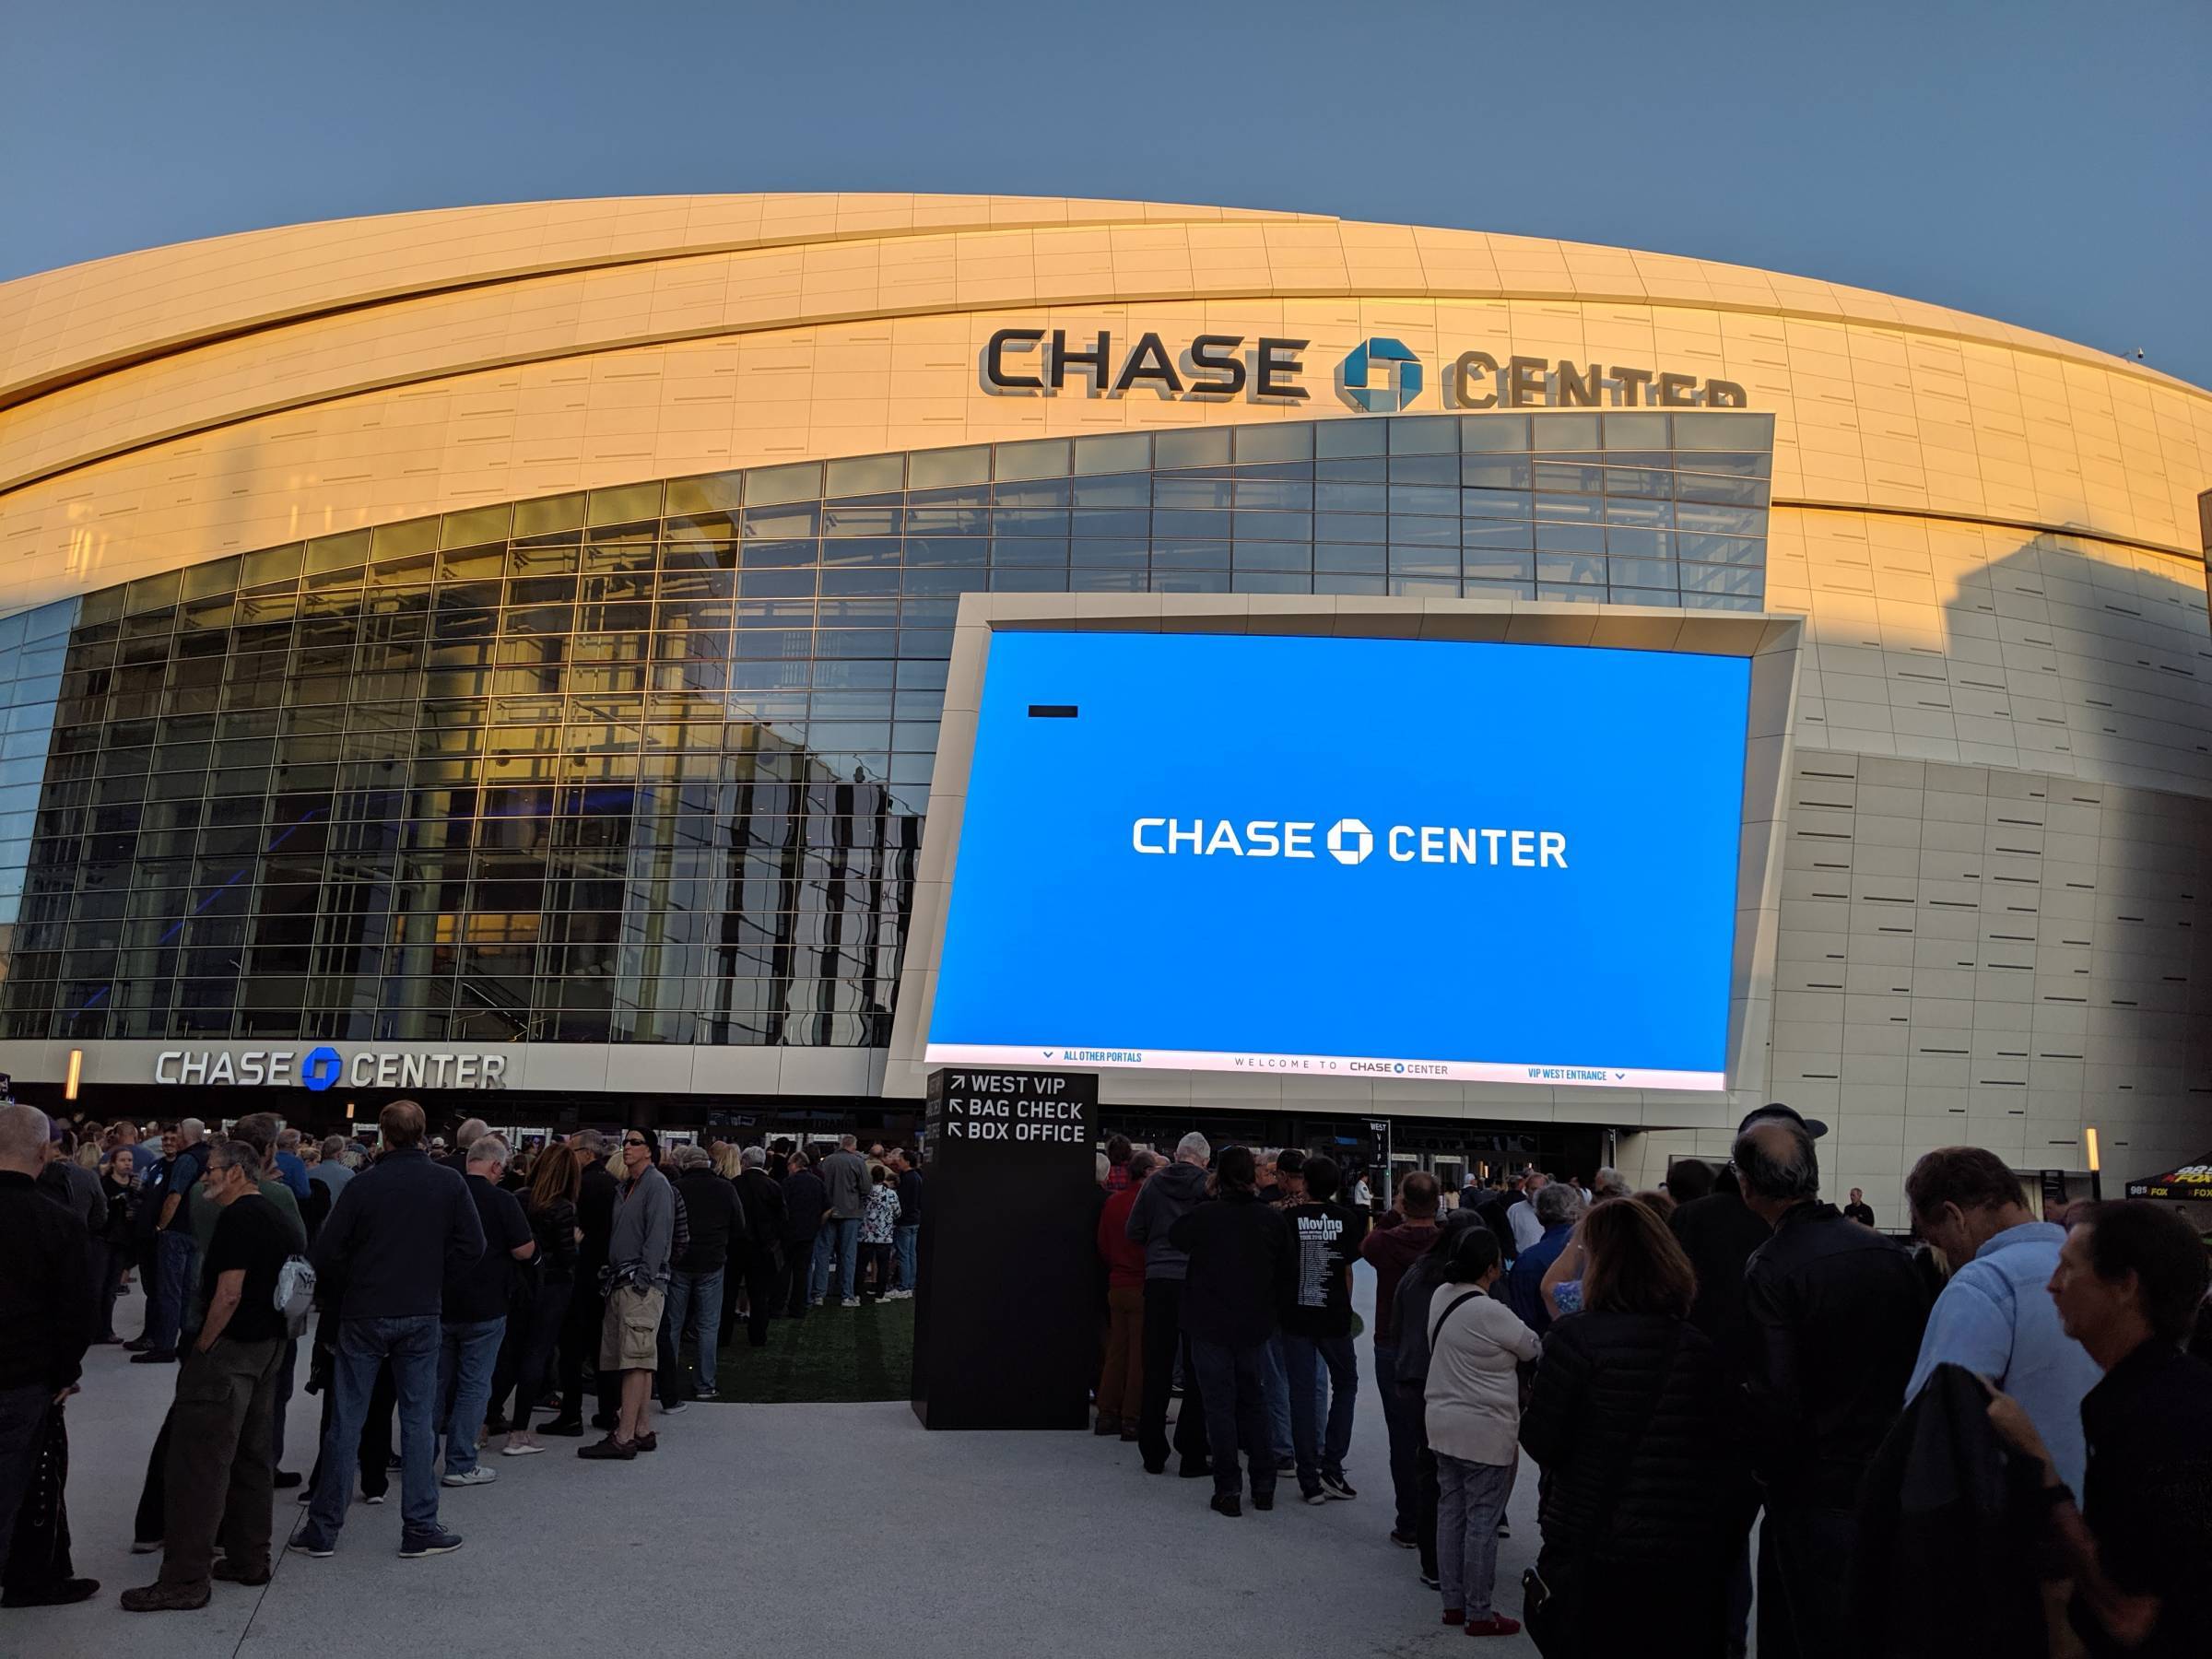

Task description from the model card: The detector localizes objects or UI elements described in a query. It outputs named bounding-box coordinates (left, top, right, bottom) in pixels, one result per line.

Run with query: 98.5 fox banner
left=924, top=631, right=1752, bottom=1092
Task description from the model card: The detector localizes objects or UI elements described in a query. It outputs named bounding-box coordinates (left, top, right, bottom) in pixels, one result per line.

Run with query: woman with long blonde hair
left=505, top=1141, right=584, bottom=1454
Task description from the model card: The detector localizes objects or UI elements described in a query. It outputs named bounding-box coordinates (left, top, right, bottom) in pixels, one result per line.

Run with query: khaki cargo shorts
left=599, top=1282, right=665, bottom=1372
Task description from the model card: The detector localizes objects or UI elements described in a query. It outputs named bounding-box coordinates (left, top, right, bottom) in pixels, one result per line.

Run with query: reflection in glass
left=0, top=413, right=1771, bottom=1046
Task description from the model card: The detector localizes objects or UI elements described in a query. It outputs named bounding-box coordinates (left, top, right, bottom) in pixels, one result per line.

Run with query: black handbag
left=1521, top=1563, right=1559, bottom=1651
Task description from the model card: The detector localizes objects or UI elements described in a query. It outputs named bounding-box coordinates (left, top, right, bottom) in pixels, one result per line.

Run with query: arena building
left=0, top=193, right=2206, bottom=1211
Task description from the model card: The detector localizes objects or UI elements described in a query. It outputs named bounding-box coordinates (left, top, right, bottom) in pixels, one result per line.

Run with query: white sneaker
left=841, top=1297, right=862, bottom=1308
left=886, top=1288, right=912, bottom=1300
left=501, top=1441, right=544, bottom=1456
left=441, top=1465, right=497, bottom=1488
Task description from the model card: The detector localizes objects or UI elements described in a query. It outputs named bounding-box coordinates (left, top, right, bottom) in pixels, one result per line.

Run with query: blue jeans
left=299, top=1314, right=441, bottom=1550
left=665, top=1268, right=724, bottom=1396
left=811, top=1218, right=860, bottom=1301
left=436, top=1317, right=505, bottom=1477
left=893, top=1225, right=918, bottom=1291
left=1261, top=1332, right=1294, bottom=1463
left=1283, top=1332, right=1358, bottom=1494
left=1436, top=1454, right=1514, bottom=1618
left=1188, top=1338, right=1277, bottom=1500
left=148, top=1230, right=198, bottom=1355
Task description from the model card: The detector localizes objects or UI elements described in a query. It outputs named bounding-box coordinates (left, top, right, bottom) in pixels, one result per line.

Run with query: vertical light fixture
left=2086, top=1125, right=2102, bottom=1202
left=64, top=1048, right=83, bottom=1102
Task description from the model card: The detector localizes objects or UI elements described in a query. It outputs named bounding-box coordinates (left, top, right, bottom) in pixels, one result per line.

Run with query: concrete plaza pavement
left=12, top=1265, right=1542, bottom=1658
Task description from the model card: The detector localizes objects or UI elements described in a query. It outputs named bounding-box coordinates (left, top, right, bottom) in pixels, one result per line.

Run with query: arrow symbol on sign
left=1615, top=1073, right=1626, bottom=1080
left=949, top=1099, right=964, bottom=1114
left=947, top=1122, right=963, bottom=1138
left=1042, top=1051, right=1053, bottom=1058
left=950, top=1073, right=966, bottom=1090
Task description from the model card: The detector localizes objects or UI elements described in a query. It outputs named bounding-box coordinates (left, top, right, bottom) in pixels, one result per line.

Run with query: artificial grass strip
left=708, top=1298, right=914, bottom=1404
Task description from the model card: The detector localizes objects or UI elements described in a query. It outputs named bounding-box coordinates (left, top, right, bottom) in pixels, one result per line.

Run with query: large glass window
left=0, top=412, right=1771, bottom=1045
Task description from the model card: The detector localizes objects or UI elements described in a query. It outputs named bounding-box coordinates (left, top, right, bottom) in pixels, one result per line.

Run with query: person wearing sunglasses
left=579, top=1130, right=675, bottom=1463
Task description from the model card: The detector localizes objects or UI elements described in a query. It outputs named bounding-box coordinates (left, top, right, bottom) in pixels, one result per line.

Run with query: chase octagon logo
left=1338, top=337, right=1422, bottom=413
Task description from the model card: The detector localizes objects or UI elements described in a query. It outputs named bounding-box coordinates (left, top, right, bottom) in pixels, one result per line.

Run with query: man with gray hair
left=1735, top=1115, right=1927, bottom=1659
left=0, top=1102, right=95, bottom=1605
left=441, top=1119, right=488, bottom=1174
left=1504, top=1180, right=1586, bottom=1335
left=309, top=1135, right=354, bottom=1204
left=1126, top=1131, right=1215, bottom=1476
left=1592, top=1166, right=1631, bottom=1201
left=733, top=1145, right=787, bottom=1344
left=663, top=1144, right=742, bottom=1404
left=436, top=1135, right=534, bottom=1488
left=815, top=1133, right=870, bottom=1308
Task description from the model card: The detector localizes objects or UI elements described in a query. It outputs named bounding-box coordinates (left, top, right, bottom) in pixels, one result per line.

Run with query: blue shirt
left=273, top=1149, right=312, bottom=1200
left=1906, top=1220, right=2100, bottom=1489
left=1506, top=1220, right=1575, bottom=1334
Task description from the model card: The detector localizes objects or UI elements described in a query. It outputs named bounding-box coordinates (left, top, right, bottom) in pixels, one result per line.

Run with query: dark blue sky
left=6, top=1, right=2206, bottom=387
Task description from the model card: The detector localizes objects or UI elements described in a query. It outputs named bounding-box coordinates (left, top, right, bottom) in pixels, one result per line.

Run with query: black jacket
left=1167, top=1189, right=1293, bottom=1348
left=576, top=1159, right=619, bottom=1279
left=1393, top=1212, right=1491, bottom=1389
left=781, top=1169, right=828, bottom=1243
left=1852, top=1362, right=2049, bottom=1659
left=526, top=1195, right=580, bottom=1284
left=2071, top=1340, right=2212, bottom=1658
left=312, top=1147, right=485, bottom=1322
left=675, top=1170, right=743, bottom=1272
left=1125, top=1159, right=1209, bottom=1280
left=1519, top=1310, right=1745, bottom=1568
left=1668, top=1189, right=1772, bottom=1380
left=736, top=1169, right=786, bottom=1251
left=1743, top=1201, right=1930, bottom=1507
left=0, top=1171, right=91, bottom=1393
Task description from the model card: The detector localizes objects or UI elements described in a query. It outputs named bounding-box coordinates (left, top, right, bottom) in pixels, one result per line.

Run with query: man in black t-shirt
left=438, top=1135, right=535, bottom=1487
left=1281, top=1155, right=1371, bottom=1505
left=123, top=1138, right=296, bottom=1611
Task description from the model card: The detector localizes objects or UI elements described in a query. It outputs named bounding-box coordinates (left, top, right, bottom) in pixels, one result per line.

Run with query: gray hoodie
left=1124, top=1159, right=1210, bottom=1281
left=608, top=1164, right=675, bottom=1286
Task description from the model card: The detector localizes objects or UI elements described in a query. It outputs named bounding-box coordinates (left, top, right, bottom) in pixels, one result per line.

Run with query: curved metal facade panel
left=0, top=194, right=2205, bottom=1211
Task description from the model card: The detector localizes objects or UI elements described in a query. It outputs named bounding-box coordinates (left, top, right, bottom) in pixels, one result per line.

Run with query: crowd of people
left=6, top=1088, right=2209, bottom=1651
left=0, top=1100, right=925, bottom=1613
left=1089, top=1109, right=2212, bottom=1654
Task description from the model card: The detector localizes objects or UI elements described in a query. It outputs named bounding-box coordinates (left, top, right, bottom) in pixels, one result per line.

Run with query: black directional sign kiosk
left=912, top=1068, right=1100, bottom=1430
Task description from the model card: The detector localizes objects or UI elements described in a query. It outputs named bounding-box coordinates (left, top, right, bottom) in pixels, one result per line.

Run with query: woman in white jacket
left=1425, top=1224, right=1541, bottom=1639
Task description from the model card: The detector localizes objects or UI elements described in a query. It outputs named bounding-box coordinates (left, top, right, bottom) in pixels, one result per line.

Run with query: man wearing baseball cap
left=1735, top=1110, right=1927, bottom=1659
left=1737, top=1101, right=1830, bottom=1140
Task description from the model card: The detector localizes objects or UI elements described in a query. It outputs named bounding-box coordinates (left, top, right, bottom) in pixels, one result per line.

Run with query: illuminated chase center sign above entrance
left=982, top=331, right=1747, bottom=410
left=924, top=630, right=1753, bottom=1091
left=154, top=1046, right=511, bottom=1089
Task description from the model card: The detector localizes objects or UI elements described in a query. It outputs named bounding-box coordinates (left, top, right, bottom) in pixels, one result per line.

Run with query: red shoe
left=1465, top=1614, right=1521, bottom=1638
left=1441, top=1608, right=1464, bottom=1626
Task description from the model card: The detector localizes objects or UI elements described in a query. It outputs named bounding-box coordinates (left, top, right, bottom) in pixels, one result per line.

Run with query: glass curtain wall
left=0, top=410, right=1771, bottom=1046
